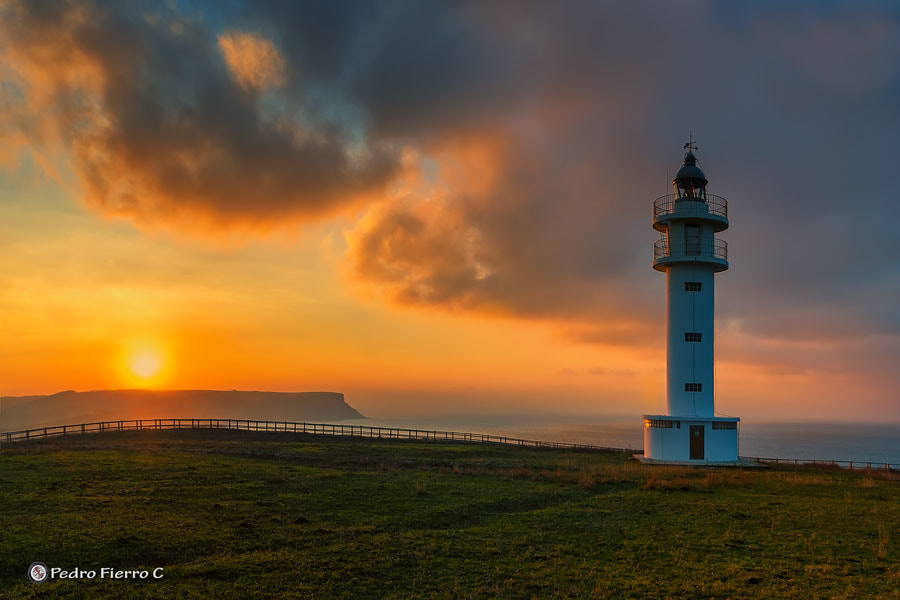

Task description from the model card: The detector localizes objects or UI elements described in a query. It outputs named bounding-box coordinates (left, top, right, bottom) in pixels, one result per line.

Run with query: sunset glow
left=0, top=1, right=898, bottom=424
left=118, top=341, right=171, bottom=388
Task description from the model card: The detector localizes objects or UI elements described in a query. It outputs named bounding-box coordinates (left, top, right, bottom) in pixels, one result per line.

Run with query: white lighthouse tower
left=642, top=142, right=740, bottom=463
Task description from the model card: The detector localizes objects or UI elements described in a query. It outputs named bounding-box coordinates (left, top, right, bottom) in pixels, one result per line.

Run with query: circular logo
left=28, top=562, right=48, bottom=583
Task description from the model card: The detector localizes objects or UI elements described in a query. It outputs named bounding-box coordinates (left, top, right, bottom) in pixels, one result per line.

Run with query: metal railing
left=0, top=418, right=622, bottom=452
left=654, top=237, right=728, bottom=261
left=653, top=193, right=728, bottom=219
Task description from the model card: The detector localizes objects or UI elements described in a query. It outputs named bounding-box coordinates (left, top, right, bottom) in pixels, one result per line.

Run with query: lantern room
left=673, top=151, right=708, bottom=201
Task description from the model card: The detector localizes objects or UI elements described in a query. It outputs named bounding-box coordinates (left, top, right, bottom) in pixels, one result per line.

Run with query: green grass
left=1, top=429, right=898, bottom=599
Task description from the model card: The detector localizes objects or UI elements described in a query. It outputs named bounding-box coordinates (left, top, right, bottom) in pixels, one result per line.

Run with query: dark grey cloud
left=343, top=1, right=900, bottom=354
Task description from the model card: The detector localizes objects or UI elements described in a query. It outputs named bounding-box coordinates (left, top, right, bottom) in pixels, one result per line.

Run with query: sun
left=118, top=340, right=171, bottom=387
left=130, top=351, right=163, bottom=379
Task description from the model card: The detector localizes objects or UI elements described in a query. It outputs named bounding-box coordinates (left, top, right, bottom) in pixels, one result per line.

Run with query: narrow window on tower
left=684, top=282, right=702, bottom=292
left=684, top=332, right=702, bottom=342
left=685, top=383, right=703, bottom=392
left=685, top=224, right=701, bottom=255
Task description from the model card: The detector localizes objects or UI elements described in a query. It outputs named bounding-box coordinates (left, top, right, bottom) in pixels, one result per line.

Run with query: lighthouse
left=642, top=142, right=740, bottom=463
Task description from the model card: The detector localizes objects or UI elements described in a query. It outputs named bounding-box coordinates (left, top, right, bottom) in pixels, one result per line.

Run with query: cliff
left=0, top=389, right=364, bottom=431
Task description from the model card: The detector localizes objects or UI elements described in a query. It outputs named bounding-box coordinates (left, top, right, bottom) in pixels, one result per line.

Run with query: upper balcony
left=653, top=237, right=728, bottom=272
left=652, top=194, right=729, bottom=233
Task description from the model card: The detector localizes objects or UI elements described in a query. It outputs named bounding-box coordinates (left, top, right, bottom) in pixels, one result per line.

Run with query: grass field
left=1, top=429, right=897, bottom=599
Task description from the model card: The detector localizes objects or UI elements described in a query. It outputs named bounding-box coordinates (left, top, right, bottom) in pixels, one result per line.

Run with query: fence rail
left=0, top=418, right=621, bottom=452
left=746, top=456, right=897, bottom=472
left=1, top=419, right=896, bottom=471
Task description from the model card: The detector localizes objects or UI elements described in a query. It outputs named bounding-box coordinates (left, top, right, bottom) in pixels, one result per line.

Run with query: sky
left=1, top=0, right=899, bottom=422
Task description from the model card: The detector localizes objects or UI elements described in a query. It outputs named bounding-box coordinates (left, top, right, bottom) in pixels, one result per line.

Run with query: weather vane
left=683, top=132, right=698, bottom=153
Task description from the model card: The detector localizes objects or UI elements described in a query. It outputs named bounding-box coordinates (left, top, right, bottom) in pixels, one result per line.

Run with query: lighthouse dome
left=672, top=150, right=708, bottom=200
left=672, top=151, right=708, bottom=185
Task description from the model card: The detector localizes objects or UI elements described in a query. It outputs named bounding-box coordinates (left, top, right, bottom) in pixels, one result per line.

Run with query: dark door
left=690, top=425, right=705, bottom=460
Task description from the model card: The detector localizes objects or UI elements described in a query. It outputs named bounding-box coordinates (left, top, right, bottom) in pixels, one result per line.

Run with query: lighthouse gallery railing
left=653, top=193, right=728, bottom=219
left=654, top=237, right=728, bottom=261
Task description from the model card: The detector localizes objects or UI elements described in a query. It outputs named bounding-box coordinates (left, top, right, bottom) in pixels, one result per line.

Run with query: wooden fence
left=1, top=418, right=896, bottom=471
left=0, top=418, right=621, bottom=452
left=745, top=456, right=897, bottom=472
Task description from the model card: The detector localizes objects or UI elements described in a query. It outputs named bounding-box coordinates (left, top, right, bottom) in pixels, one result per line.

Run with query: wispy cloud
left=218, top=31, right=286, bottom=91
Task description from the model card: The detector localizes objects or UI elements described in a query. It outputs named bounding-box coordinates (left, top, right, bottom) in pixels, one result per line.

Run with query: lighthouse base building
left=641, top=144, right=740, bottom=464
left=642, top=416, right=739, bottom=463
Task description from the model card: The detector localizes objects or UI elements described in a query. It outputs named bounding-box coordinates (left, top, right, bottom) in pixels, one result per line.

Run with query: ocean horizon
left=345, top=416, right=900, bottom=466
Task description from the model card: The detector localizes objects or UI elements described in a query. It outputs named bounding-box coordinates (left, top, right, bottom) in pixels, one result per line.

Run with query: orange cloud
left=0, top=1, right=398, bottom=235
left=218, top=31, right=286, bottom=91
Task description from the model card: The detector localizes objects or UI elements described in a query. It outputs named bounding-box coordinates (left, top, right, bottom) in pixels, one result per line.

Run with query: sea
left=343, top=415, right=900, bottom=466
